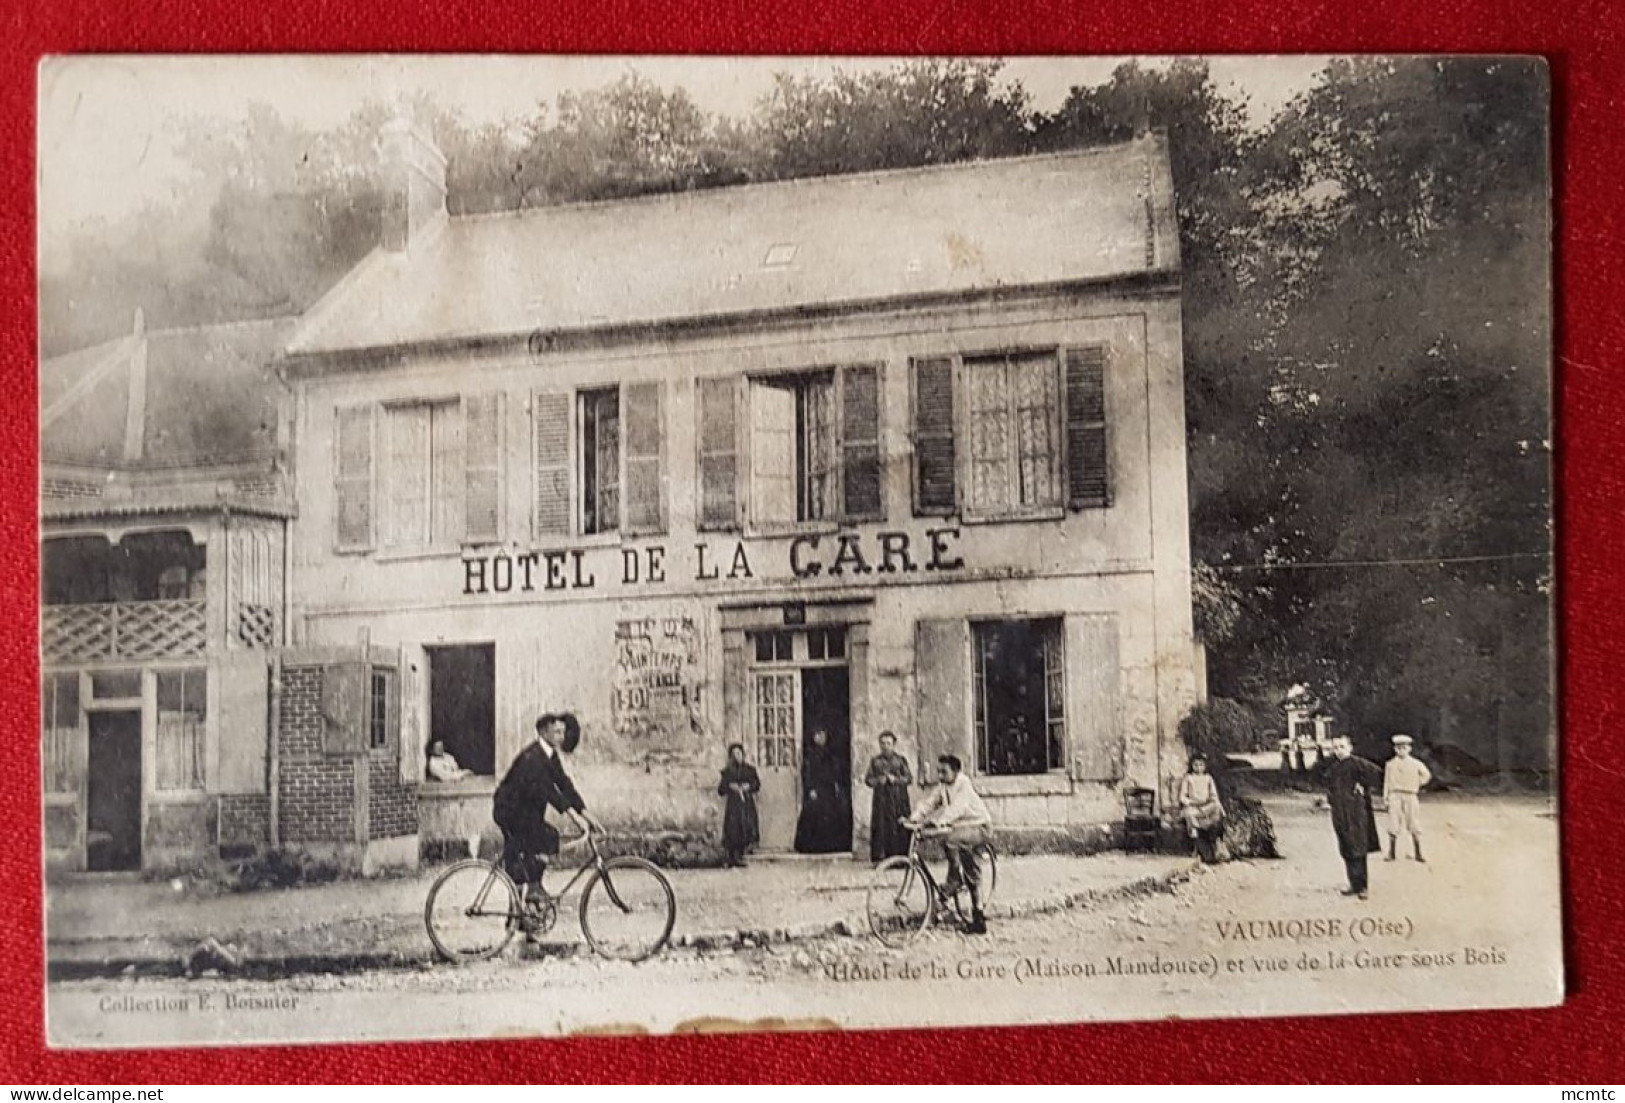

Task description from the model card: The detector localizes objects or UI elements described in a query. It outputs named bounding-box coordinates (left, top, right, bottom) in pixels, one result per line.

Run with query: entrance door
left=799, top=667, right=852, bottom=853
left=86, top=710, right=141, bottom=871
left=752, top=669, right=800, bottom=851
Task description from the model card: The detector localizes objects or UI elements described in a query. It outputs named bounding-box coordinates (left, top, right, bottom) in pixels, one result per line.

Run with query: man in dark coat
left=493, top=712, right=600, bottom=905
left=1317, top=734, right=1384, bottom=899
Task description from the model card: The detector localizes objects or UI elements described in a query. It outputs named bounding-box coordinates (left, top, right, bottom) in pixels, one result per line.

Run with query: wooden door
left=86, top=710, right=141, bottom=871
left=752, top=669, right=800, bottom=851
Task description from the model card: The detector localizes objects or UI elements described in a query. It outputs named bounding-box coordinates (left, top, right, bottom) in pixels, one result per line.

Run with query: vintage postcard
left=37, top=54, right=1558, bottom=1047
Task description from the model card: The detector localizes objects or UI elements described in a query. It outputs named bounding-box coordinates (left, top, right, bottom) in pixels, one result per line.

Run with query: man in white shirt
left=1383, top=734, right=1433, bottom=863
left=911, top=754, right=994, bottom=935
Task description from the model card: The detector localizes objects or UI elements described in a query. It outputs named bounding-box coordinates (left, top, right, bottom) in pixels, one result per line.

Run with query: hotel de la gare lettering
left=41, top=117, right=1201, bottom=873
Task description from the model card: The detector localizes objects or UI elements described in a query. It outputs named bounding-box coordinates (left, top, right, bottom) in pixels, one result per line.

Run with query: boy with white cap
left=1383, top=734, right=1432, bottom=862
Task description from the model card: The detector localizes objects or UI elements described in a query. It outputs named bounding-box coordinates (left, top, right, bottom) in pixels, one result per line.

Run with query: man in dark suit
left=493, top=712, right=600, bottom=915
left=1316, top=734, right=1385, bottom=899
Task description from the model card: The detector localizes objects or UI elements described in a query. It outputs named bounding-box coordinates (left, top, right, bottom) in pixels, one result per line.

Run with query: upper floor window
left=699, top=364, right=882, bottom=531
left=534, top=382, right=665, bottom=538
left=333, top=394, right=504, bottom=553
left=911, top=346, right=1109, bottom=519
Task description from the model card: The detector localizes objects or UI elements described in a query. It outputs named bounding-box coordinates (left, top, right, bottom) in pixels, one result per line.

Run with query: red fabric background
left=4, top=1, right=1619, bottom=1084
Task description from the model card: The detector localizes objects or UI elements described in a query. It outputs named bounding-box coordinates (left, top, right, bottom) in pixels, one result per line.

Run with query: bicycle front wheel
left=425, top=859, right=520, bottom=963
left=866, top=856, right=934, bottom=947
left=579, top=857, right=676, bottom=962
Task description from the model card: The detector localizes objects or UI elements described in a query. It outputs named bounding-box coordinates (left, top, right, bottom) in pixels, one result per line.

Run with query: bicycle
left=424, top=830, right=676, bottom=963
left=865, top=822, right=998, bottom=947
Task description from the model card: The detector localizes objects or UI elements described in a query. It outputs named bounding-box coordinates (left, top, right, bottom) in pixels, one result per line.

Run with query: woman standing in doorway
left=794, top=727, right=850, bottom=854
left=716, top=743, right=761, bottom=868
left=863, top=731, right=913, bottom=862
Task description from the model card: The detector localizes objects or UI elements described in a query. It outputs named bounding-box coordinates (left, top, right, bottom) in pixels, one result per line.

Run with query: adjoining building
left=40, top=313, right=295, bottom=872
left=276, top=121, right=1202, bottom=862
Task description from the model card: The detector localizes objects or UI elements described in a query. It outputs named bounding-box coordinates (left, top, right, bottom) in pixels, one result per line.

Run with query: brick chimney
left=379, top=113, right=448, bottom=253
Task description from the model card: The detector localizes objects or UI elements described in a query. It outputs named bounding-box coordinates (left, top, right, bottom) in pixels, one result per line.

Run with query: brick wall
left=368, top=756, right=419, bottom=840
left=218, top=793, right=270, bottom=846
left=278, top=664, right=356, bottom=844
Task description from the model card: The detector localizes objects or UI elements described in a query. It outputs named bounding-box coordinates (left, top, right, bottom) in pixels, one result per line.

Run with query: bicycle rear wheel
left=866, top=857, right=934, bottom=947
left=579, top=857, right=676, bottom=962
left=425, top=859, right=520, bottom=962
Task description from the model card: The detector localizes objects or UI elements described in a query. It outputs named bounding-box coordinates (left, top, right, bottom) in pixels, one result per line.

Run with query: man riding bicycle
left=907, top=754, right=993, bottom=935
left=492, top=712, right=602, bottom=939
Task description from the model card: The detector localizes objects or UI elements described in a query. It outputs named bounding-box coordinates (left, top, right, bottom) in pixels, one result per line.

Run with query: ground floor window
left=42, top=671, right=79, bottom=793
left=155, top=668, right=206, bottom=792
left=427, top=643, right=495, bottom=778
left=973, top=618, right=1065, bottom=775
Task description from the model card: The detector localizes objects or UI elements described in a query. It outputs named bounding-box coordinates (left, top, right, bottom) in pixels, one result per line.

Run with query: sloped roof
left=41, top=317, right=295, bottom=469
left=287, top=136, right=1179, bottom=360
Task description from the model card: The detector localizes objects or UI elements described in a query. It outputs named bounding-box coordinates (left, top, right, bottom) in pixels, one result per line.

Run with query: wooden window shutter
left=335, top=405, right=375, bottom=551
left=697, top=375, right=740, bottom=530
left=914, top=618, right=971, bottom=777
left=1064, top=346, right=1110, bottom=509
left=622, top=381, right=665, bottom=534
left=1065, top=614, right=1123, bottom=781
left=840, top=365, right=883, bottom=519
left=320, top=662, right=369, bottom=755
left=532, top=391, right=571, bottom=536
left=464, top=393, right=503, bottom=542
left=911, top=357, right=956, bottom=515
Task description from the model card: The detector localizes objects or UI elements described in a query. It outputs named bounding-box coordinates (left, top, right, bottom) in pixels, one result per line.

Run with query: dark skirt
left=869, top=784, right=912, bottom=861
left=723, top=792, right=759, bottom=854
left=795, top=788, right=851, bottom=853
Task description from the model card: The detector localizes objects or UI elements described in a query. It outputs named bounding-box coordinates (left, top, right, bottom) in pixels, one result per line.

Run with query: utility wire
left=1204, top=551, right=1551, bottom=573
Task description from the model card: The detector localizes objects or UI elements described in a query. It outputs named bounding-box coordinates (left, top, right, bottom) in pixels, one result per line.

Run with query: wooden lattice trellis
left=43, top=601, right=206, bottom=663
left=237, top=603, right=276, bottom=649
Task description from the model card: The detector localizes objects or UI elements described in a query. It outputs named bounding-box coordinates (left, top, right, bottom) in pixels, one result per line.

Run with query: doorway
left=797, top=666, right=851, bottom=853
left=86, top=710, right=141, bottom=871
left=748, top=627, right=852, bottom=854
left=426, top=644, right=496, bottom=778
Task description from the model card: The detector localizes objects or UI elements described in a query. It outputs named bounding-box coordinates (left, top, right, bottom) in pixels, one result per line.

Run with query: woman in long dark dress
left=794, top=728, right=850, bottom=854
left=717, top=743, right=761, bottom=868
left=864, top=730, right=913, bottom=862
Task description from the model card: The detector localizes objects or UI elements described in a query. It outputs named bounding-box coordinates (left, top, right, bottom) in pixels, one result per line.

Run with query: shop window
left=972, top=618, right=1066, bottom=776
left=911, top=346, right=1109, bottom=517
left=730, top=364, right=882, bottom=529
left=155, top=668, right=206, bottom=792
left=42, top=671, right=79, bottom=793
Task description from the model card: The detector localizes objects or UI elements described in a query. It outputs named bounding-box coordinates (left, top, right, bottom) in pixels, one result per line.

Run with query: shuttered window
left=464, top=393, right=503, bottom=542
left=533, top=391, right=572, bottom=536
left=741, top=364, right=883, bottom=527
left=912, top=346, right=1111, bottom=518
left=382, top=401, right=461, bottom=549
left=698, top=376, right=741, bottom=530
left=911, top=357, right=956, bottom=514
left=623, top=381, right=665, bottom=534
left=840, top=365, right=882, bottom=519
left=580, top=388, right=621, bottom=535
left=335, top=405, right=375, bottom=551
left=1064, top=346, right=1110, bottom=509
left=42, top=671, right=79, bottom=794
